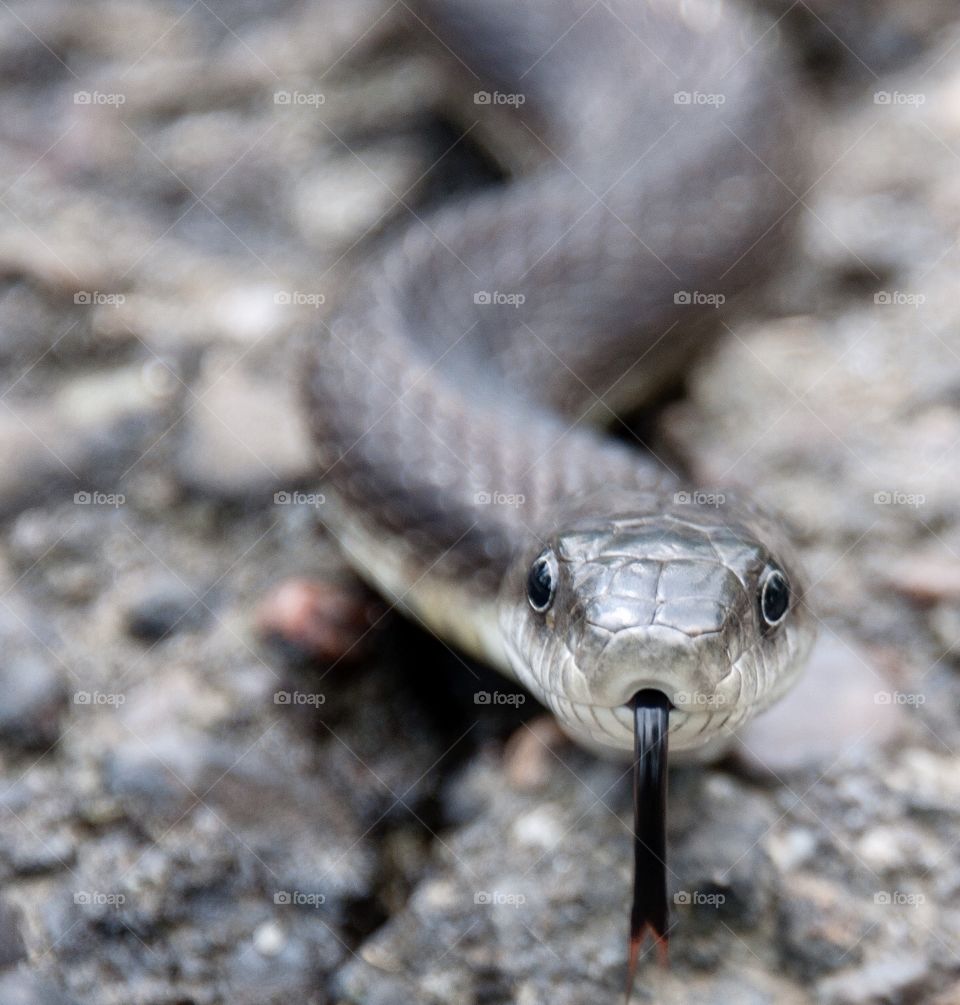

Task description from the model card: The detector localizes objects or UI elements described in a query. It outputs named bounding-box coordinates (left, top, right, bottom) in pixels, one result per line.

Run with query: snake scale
left=303, top=0, right=817, bottom=975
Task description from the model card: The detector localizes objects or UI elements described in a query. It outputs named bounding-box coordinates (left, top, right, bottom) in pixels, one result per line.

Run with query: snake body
left=305, top=0, right=816, bottom=753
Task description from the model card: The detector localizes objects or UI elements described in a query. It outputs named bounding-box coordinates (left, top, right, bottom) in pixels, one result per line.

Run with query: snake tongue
left=625, top=689, right=671, bottom=1001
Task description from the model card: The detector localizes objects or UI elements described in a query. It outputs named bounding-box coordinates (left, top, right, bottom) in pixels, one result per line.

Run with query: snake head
left=497, top=487, right=816, bottom=753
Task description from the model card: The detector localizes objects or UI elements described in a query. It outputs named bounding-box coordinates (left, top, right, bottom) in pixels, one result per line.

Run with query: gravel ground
left=1, top=1, right=960, bottom=1003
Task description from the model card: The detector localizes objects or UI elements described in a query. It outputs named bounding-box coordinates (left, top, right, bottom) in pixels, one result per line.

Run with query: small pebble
left=0, top=898, right=27, bottom=968
left=883, top=553, right=960, bottom=604
left=174, top=368, right=314, bottom=501
left=929, top=603, right=960, bottom=656
left=817, top=953, right=930, bottom=1005
left=253, top=920, right=286, bottom=957
left=256, top=577, right=382, bottom=664
left=0, top=971, right=76, bottom=1005
left=766, top=828, right=818, bottom=873
left=0, top=605, right=65, bottom=751
left=777, top=874, right=869, bottom=980
left=502, top=716, right=566, bottom=790
left=123, top=578, right=204, bottom=642
left=736, top=633, right=904, bottom=775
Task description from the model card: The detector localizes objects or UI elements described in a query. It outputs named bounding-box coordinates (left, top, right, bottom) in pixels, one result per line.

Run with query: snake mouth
left=626, top=689, right=670, bottom=999
left=536, top=687, right=722, bottom=752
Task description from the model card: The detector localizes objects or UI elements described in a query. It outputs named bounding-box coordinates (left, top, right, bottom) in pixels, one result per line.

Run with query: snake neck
left=303, top=0, right=807, bottom=659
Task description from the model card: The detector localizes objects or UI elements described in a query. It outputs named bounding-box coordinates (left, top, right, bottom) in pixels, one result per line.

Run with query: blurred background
left=2, top=0, right=960, bottom=1002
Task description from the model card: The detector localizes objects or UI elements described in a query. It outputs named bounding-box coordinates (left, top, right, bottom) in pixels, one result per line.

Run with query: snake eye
left=527, top=549, right=558, bottom=613
left=759, top=567, right=790, bottom=629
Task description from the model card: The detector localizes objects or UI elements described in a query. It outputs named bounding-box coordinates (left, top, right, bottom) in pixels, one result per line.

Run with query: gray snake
left=303, top=0, right=817, bottom=973
left=306, top=0, right=815, bottom=749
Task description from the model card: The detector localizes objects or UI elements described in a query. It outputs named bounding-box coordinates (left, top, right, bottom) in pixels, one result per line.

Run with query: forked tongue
left=625, top=689, right=670, bottom=1001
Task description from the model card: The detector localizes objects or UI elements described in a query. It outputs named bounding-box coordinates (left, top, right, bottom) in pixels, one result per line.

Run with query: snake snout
left=581, top=622, right=737, bottom=711
left=557, top=554, right=752, bottom=715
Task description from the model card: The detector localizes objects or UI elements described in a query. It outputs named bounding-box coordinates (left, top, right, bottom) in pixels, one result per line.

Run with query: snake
left=302, top=0, right=817, bottom=983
